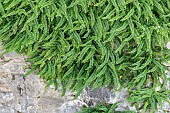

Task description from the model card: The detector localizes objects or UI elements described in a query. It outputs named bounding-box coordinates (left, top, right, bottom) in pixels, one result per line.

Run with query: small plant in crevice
left=128, top=88, right=170, bottom=113
left=77, top=102, right=136, bottom=113
left=0, top=0, right=170, bottom=112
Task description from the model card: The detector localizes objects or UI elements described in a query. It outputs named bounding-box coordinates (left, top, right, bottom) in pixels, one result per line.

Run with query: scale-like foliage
left=0, top=0, right=170, bottom=112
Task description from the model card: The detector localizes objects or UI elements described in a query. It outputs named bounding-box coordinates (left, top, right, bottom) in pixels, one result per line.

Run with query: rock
left=0, top=82, right=11, bottom=92
left=166, top=42, right=170, bottom=49
left=3, top=52, right=24, bottom=60
left=0, top=106, right=15, bottom=113
left=36, top=88, right=64, bottom=113
left=85, top=87, right=111, bottom=102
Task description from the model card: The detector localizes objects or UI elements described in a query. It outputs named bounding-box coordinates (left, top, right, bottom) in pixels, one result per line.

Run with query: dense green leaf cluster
left=0, top=0, right=170, bottom=112
left=77, top=102, right=136, bottom=113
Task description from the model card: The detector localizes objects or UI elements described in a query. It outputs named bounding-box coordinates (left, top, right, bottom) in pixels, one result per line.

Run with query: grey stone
left=0, top=82, right=12, bottom=92
left=0, top=106, right=15, bottom=113
left=166, top=42, right=170, bottom=49
left=3, top=52, right=23, bottom=60
left=85, top=87, right=111, bottom=102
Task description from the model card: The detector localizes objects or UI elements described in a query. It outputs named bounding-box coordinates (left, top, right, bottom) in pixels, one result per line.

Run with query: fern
left=77, top=102, right=136, bottom=113
left=0, top=0, right=170, bottom=112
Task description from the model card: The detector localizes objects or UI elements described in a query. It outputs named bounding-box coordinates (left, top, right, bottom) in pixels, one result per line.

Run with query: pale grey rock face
left=0, top=44, right=170, bottom=113
left=166, top=42, right=170, bottom=49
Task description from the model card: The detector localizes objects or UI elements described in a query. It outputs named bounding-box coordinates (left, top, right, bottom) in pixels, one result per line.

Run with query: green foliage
left=0, top=0, right=170, bottom=112
left=77, top=102, right=136, bottom=113
left=128, top=88, right=170, bottom=113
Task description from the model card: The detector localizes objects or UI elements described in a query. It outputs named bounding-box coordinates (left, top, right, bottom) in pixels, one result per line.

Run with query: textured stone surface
left=0, top=43, right=170, bottom=113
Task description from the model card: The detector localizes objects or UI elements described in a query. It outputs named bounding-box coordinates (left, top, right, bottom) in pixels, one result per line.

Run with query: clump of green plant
left=77, top=102, right=136, bottom=113
left=0, top=0, right=170, bottom=112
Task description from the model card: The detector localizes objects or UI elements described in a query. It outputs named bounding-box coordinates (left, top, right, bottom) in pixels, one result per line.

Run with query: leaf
left=20, top=14, right=37, bottom=32
left=109, top=12, right=124, bottom=21
left=153, top=0, right=164, bottom=13
left=77, top=46, right=90, bottom=62
left=102, top=9, right=115, bottom=20
left=108, top=62, right=119, bottom=90
left=0, top=22, right=11, bottom=35
left=54, top=17, right=66, bottom=30
left=82, top=49, right=95, bottom=63
left=0, top=2, right=5, bottom=15
left=45, top=79, right=54, bottom=88
left=54, top=79, right=58, bottom=90
left=62, top=65, right=75, bottom=80
left=61, top=81, right=67, bottom=96
left=115, top=22, right=128, bottom=32
left=95, top=40, right=106, bottom=60
left=86, top=57, right=94, bottom=70
left=127, top=17, right=135, bottom=36
left=115, top=42, right=125, bottom=53
left=96, top=66, right=107, bottom=77
left=117, top=0, right=126, bottom=10
left=136, top=74, right=146, bottom=89
left=133, top=69, right=147, bottom=83
left=121, top=8, right=134, bottom=21
left=101, top=2, right=112, bottom=16
left=111, top=0, right=119, bottom=13
left=89, top=8, right=95, bottom=27
left=94, top=0, right=105, bottom=7
left=116, top=56, right=125, bottom=64
left=142, top=101, right=149, bottom=113
left=5, top=0, right=21, bottom=10
left=153, top=59, right=166, bottom=71
left=24, top=66, right=38, bottom=77
left=96, top=17, right=103, bottom=38
left=149, top=96, right=157, bottom=112
left=144, top=2, right=153, bottom=18
left=155, top=95, right=163, bottom=109
left=137, top=55, right=152, bottom=70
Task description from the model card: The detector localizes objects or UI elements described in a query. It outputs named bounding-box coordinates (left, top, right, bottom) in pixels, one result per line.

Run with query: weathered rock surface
left=0, top=43, right=170, bottom=113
